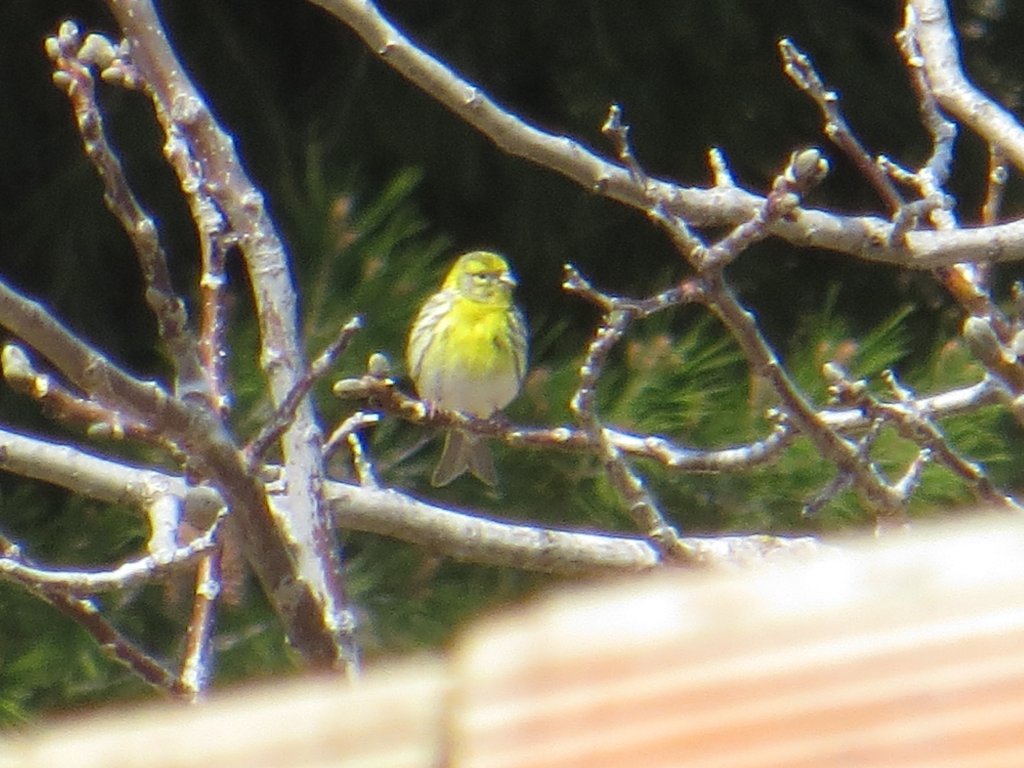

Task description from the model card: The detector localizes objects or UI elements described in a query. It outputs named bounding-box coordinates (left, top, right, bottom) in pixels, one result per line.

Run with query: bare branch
left=247, top=315, right=363, bottom=463
left=46, top=23, right=204, bottom=396
left=2, top=344, right=161, bottom=444
left=825, top=363, right=1022, bottom=513
left=570, top=304, right=693, bottom=563
left=307, top=0, right=1024, bottom=270
left=99, top=0, right=358, bottom=674
left=0, top=427, right=820, bottom=576
left=0, top=519, right=219, bottom=595
left=778, top=38, right=903, bottom=212
left=325, top=483, right=823, bottom=574
left=909, top=0, right=1024, bottom=174
left=335, top=366, right=1000, bottom=476
left=0, top=531, right=186, bottom=697
left=0, top=271, right=348, bottom=668
left=180, top=551, right=222, bottom=701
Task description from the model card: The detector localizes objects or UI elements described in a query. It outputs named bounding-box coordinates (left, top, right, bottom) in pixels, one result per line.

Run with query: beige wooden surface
left=5, top=513, right=1024, bottom=767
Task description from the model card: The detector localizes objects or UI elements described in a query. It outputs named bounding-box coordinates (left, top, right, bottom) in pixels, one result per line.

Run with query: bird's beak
left=500, top=273, right=518, bottom=288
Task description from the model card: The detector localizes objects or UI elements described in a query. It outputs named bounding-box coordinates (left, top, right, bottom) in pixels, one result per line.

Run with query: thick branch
left=0, top=276, right=343, bottom=668
left=102, top=0, right=356, bottom=673
left=308, top=0, right=1024, bottom=269
left=0, top=427, right=820, bottom=575
left=910, top=0, right=1024, bottom=174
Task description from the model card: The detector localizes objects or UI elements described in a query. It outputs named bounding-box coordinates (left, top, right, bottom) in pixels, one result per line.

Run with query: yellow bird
left=406, top=251, right=528, bottom=486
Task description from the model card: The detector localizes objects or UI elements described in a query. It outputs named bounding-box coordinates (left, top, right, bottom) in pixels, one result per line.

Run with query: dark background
left=3, top=1, right=1023, bottom=362
left=5, top=1, right=1019, bottom=368
left=1, top=0, right=1022, bottom=721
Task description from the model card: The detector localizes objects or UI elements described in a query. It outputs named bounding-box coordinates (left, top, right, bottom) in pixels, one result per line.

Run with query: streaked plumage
left=406, top=251, right=527, bottom=486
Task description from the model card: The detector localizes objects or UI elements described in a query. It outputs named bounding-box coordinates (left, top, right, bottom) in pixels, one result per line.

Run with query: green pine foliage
left=0, top=486, right=150, bottom=726
left=521, top=290, right=1015, bottom=537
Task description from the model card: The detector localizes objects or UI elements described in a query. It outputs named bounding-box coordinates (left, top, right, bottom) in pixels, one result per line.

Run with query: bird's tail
left=432, top=429, right=498, bottom=487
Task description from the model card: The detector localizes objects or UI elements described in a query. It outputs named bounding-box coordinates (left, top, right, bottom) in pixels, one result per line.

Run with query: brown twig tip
left=1012, top=282, right=1024, bottom=320
left=601, top=103, right=649, bottom=188
left=562, top=263, right=612, bottom=310
left=46, top=21, right=138, bottom=91
left=763, top=148, right=830, bottom=221
left=707, top=147, right=735, bottom=188
left=311, top=315, right=364, bottom=376
left=324, top=411, right=381, bottom=463
left=78, top=33, right=118, bottom=70
left=47, top=20, right=81, bottom=58
left=960, top=313, right=1024, bottom=391
left=822, top=362, right=867, bottom=406
left=1, top=343, right=36, bottom=389
left=895, top=448, right=931, bottom=498
left=600, top=103, right=625, bottom=138
left=561, top=262, right=583, bottom=290
left=982, top=146, right=1009, bottom=226
left=777, top=38, right=825, bottom=94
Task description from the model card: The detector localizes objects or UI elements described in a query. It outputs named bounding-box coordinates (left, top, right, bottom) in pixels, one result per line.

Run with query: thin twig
left=324, top=411, right=382, bottom=486
left=0, top=516, right=222, bottom=595
left=248, top=316, right=364, bottom=462
left=180, top=549, right=222, bottom=700
left=46, top=23, right=205, bottom=397
left=567, top=282, right=694, bottom=563
left=707, top=147, right=736, bottom=188
left=0, top=531, right=187, bottom=697
left=601, top=104, right=707, bottom=262
left=778, top=38, right=903, bottom=212
left=1, top=344, right=161, bottom=444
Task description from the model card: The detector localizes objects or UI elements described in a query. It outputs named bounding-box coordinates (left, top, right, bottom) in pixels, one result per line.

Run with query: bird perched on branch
left=406, top=251, right=528, bottom=486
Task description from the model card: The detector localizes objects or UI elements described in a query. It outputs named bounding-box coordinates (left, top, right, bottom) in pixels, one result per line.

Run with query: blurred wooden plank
left=6, top=514, right=1024, bottom=767
left=451, top=515, right=1024, bottom=767
left=2, top=659, right=449, bottom=768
